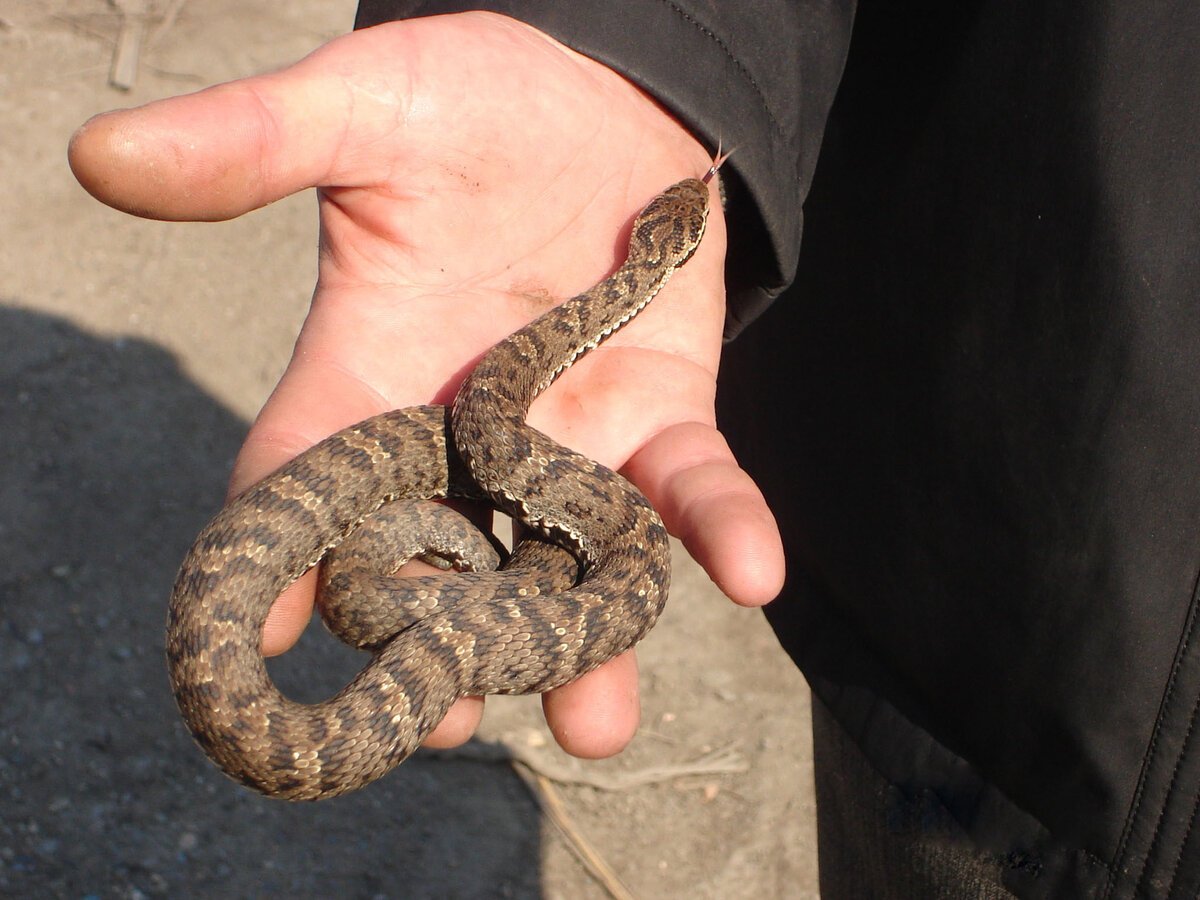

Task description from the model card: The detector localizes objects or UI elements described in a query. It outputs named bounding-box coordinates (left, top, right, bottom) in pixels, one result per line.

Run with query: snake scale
left=167, top=175, right=712, bottom=800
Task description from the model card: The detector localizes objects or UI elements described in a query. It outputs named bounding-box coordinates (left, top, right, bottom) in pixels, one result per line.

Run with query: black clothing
left=719, top=6, right=1200, bottom=897
left=356, top=3, right=1200, bottom=897
left=813, top=697, right=1018, bottom=898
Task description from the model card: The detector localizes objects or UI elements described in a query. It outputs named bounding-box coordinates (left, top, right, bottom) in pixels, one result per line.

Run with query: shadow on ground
left=0, top=305, right=544, bottom=899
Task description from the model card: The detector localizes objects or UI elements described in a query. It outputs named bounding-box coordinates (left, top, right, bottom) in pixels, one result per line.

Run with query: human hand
left=69, top=12, right=785, bottom=759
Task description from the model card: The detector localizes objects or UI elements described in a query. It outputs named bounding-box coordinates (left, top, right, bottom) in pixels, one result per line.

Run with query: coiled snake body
left=167, top=177, right=711, bottom=800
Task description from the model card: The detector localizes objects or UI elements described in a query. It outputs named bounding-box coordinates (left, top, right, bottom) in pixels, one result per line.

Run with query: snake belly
left=166, top=178, right=711, bottom=800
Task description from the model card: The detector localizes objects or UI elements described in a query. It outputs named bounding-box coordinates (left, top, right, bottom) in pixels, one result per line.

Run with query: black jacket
left=356, top=3, right=1200, bottom=898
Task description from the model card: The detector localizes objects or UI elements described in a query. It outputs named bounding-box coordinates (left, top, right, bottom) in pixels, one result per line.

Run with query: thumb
left=66, top=28, right=408, bottom=221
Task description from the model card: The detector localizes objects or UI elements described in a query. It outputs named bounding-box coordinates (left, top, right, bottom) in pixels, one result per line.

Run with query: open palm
left=70, top=12, right=783, bottom=758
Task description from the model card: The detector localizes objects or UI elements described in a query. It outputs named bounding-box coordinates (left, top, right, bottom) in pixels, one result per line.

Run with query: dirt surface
left=0, top=3, right=818, bottom=897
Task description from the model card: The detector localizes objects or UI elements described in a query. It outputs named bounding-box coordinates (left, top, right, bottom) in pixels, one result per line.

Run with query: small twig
left=425, top=738, right=747, bottom=898
left=510, top=763, right=637, bottom=900
left=518, top=742, right=748, bottom=791
left=428, top=738, right=748, bottom=791
left=108, top=0, right=150, bottom=90
left=142, top=62, right=207, bottom=84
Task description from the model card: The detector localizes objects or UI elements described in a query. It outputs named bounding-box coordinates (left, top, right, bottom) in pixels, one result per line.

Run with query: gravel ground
left=0, top=3, right=819, bottom=897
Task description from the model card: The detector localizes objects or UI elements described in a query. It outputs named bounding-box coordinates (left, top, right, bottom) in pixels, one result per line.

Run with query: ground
left=0, top=3, right=818, bottom=897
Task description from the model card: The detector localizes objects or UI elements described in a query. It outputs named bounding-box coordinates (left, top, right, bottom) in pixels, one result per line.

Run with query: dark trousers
left=813, top=698, right=1016, bottom=899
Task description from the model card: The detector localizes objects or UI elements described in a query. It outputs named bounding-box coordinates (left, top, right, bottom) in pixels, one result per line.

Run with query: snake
left=166, top=174, right=712, bottom=801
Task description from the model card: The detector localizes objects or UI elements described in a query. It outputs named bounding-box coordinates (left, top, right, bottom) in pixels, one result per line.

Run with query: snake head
left=629, top=177, right=711, bottom=272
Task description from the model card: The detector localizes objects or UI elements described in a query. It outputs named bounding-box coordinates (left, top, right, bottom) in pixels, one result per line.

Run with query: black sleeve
left=354, top=1, right=853, bottom=337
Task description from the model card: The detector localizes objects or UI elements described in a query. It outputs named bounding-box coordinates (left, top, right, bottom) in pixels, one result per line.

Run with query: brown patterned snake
left=166, top=175, right=713, bottom=800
